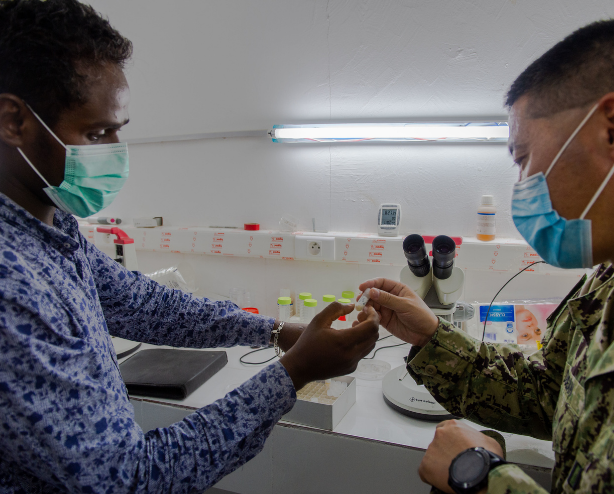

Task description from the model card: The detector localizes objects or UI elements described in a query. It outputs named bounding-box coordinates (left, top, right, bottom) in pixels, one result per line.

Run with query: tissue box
left=282, top=376, right=356, bottom=431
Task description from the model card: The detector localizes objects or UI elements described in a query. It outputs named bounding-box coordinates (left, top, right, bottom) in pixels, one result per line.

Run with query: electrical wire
left=240, top=334, right=401, bottom=365
left=239, top=347, right=277, bottom=365
left=362, top=335, right=408, bottom=360
left=481, top=261, right=546, bottom=342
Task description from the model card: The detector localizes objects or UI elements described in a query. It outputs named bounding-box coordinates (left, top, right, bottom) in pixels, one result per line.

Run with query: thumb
left=370, top=287, right=409, bottom=312
left=311, top=301, right=354, bottom=328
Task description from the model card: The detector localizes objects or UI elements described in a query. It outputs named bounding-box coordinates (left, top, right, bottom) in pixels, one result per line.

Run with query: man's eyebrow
left=509, top=142, right=527, bottom=157
left=90, top=118, right=130, bottom=129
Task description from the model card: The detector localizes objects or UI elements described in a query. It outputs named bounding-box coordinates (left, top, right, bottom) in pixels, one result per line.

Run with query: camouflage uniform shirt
left=407, top=263, right=614, bottom=493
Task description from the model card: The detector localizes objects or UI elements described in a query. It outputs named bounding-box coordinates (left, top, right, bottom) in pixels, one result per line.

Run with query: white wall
left=86, top=0, right=613, bottom=315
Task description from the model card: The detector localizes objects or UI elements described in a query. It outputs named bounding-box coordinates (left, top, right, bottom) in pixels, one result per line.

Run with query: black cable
left=241, top=334, right=398, bottom=365
left=481, top=261, right=546, bottom=342
left=362, top=335, right=408, bottom=360
left=239, top=347, right=277, bottom=365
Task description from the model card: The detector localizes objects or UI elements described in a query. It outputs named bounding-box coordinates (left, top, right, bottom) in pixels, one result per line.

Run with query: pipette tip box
left=282, top=376, right=356, bottom=431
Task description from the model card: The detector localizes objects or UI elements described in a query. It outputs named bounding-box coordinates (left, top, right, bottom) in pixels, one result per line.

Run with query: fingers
left=369, top=287, right=411, bottom=312
left=311, top=301, right=354, bottom=328
left=358, top=277, right=409, bottom=295
left=339, top=306, right=380, bottom=341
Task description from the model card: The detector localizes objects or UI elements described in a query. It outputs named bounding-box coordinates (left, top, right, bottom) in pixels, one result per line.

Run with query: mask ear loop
left=580, top=163, right=614, bottom=220
left=24, top=103, right=68, bottom=151
left=16, top=103, right=69, bottom=189
left=545, top=103, right=600, bottom=178
left=17, top=147, right=53, bottom=188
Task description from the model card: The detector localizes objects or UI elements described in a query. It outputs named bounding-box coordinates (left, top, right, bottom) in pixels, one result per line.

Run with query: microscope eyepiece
left=403, top=234, right=430, bottom=278
left=432, top=235, right=456, bottom=280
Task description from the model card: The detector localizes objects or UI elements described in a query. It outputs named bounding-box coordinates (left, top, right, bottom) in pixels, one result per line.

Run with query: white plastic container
left=321, top=294, right=335, bottom=314
left=342, top=291, right=356, bottom=325
left=297, top=292, right=312, bottom=322
left=303, top=299, right=317, bottom=323
left=477, top=195, right=496, bottom=241
left=277, top=296, right=292, bottom=322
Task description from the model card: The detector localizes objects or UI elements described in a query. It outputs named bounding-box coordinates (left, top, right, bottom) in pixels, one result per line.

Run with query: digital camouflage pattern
left=408, top=263, right=614, bottom=493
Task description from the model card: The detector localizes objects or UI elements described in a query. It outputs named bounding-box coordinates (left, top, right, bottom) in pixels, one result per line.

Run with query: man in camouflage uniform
left=358, top=19, right=614, bottom=494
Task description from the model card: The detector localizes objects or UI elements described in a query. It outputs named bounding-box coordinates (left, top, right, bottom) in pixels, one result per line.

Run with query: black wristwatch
left=448, top=447, right=507, bottom=494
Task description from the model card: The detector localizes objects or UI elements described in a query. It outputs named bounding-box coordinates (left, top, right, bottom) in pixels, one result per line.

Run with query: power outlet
left=309, top=241, right=322, bottom=256
left=295, top=236, right=335, bottom=261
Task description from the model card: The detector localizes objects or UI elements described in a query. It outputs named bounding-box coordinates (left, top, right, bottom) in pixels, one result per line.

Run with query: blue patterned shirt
left=0, top=193, right=296, bottom=493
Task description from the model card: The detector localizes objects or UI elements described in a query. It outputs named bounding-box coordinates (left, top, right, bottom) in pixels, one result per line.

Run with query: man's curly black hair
left=0, top=0, right=133, bottom=125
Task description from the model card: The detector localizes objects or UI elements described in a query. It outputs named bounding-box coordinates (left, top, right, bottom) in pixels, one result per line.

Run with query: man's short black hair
left=0, top=0, right=132, bottom=125
left=506, top=19, right=614, bottom=117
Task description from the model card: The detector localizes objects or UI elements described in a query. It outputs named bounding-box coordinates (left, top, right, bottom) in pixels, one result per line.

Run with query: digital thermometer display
left=378, top=203, right=401, bottom=236
left=381, top=208, right=397, bottom=225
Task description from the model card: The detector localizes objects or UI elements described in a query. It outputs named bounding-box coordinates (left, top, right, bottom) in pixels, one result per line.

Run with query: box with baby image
left=466, top=303, right=560, bottom=352
left=281, top=376, right=356, bottom=431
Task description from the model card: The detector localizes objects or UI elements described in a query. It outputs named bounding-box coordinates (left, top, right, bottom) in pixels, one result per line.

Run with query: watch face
left=450, top=450, right=488, bottom=485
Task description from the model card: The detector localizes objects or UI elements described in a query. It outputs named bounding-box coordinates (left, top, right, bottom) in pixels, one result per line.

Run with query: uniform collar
left=567, top=263, right=614, bottom=337
left=0, top=193, right=80, bottom=253
left=566, top=264, right=614, bottom=381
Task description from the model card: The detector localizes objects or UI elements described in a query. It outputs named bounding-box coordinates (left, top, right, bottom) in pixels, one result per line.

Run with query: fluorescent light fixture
left=269, top=122, right=509, bottom=143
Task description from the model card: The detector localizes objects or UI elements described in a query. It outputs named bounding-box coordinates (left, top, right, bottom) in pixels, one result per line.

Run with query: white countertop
left=121, top=337, right=555, bottom=470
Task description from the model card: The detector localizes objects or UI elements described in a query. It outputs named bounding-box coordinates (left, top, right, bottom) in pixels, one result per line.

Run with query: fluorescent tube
left=270, top=123, right=509, bottom=143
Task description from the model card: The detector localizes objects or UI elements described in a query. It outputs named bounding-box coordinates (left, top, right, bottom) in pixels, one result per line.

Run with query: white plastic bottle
left=321, top=294, right=335, bottom=315
left=303, top=299, right=317, bottom=323
left=297, top=292, right=312, bottom=322
left=477, top=195, right=496, bottom=241
left=277, top=296, right=292, bottom=322
left=342, top=291, right=356, bottom=325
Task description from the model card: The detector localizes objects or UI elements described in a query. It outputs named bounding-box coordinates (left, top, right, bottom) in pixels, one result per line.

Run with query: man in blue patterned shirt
left=0, top=1, right=380, bottom=492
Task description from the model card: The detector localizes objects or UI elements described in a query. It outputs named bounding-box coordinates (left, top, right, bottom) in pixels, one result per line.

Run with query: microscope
left=382, top=234, right=474, bottom=421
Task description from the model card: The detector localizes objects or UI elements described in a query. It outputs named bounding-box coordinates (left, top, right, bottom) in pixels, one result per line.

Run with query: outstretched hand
left=355, top=278, right=439, bottom=347
left=280, top=302, right=380, bottom=390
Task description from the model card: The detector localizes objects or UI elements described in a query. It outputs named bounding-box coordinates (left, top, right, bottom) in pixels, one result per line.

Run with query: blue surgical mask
left=17, top=105, right=129, bottom=218
left=512, top=103, right=614, bottom=269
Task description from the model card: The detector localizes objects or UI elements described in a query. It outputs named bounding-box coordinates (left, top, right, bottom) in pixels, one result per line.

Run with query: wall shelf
left=78, top=224, right=584, bottom=276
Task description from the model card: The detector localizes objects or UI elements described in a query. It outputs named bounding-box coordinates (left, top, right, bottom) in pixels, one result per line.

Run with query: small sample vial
left=277, top=296, right=292, bottom=322
left=477, top=195, right=496, bottom=241
left=356, top=288, right=371, bottom=311
left=303, top=299, right=317, bottom=323
left=298, top=292, right=312, bottom=322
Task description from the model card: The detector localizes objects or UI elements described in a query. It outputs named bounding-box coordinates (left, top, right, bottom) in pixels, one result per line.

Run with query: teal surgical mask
left=17, top=105, right=129, bottom=218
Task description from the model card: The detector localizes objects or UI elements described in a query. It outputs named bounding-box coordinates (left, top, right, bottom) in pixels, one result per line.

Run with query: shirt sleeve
left=82, top=237, right=274, bottom=348
left=0, top=296, right=296, bottom=493
left=487, top=464, right=549, bottom=493
left=406, top=314, right=571, bottom=441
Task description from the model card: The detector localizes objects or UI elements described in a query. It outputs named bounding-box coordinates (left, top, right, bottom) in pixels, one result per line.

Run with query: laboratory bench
left=121, top=339, right=554, bottom=494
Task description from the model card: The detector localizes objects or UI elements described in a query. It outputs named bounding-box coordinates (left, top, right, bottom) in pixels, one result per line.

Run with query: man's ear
left=0, top=94, right=31, bottom=148
left=600, top=93, right=614, bottom=159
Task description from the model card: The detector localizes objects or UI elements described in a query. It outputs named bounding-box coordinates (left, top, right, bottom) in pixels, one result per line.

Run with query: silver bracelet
left=272, top=321, right=285, bottom=358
